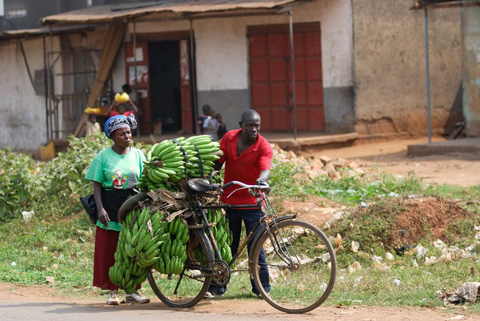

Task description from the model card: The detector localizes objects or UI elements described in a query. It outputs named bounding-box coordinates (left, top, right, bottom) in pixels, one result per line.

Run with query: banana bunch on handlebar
left=136, top=135, right=222, bottom=192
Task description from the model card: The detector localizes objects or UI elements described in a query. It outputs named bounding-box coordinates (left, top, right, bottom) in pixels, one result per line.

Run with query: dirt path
left=1, top=283, right=479, bottom=321
left=303, top=136, right=480, bottom=187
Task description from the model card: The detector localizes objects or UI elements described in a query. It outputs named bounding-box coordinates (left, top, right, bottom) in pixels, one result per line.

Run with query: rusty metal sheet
left=1, top=25, right=97, bottom=39
left=42, top=0, right=302, bottom=25
left=412, top=0, right=480, bottom=10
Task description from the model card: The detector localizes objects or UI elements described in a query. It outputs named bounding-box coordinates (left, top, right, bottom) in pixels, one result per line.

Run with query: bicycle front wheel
left=148, top=229, right=214, bottom=308
left=250, top=219, right=336, bottom=314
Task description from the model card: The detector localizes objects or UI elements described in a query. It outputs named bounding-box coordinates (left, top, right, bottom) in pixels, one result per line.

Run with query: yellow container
left=40, top=142, right=55, bottom=161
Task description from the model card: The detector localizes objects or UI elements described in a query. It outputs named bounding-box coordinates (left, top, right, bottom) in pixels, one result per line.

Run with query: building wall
left=0, top=37, right=57, bottom=151
left=118, top=0, right=354, bottom=133
left=195, top=0, right=354, bottom=132
left=462, top=6, right=480, bottom=136
left=353, top=0, right=462, bottom=137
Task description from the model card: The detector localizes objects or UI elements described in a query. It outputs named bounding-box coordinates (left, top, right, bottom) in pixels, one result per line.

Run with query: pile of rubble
left=342, top=236, right=480, bottom=275
left=271, top=143, right=364, bottom=180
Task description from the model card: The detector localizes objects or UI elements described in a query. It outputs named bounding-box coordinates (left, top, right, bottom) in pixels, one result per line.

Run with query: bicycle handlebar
left=222, top=180, right=270, bottom=190
left=222, top=181, right=270, bottom=199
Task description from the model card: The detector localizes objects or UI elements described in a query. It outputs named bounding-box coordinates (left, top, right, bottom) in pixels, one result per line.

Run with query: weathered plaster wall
left=116, top=0, right=354, bottom=132
left=462, top=6, right=480, bottom=136
left=0, top=37, right=60, bottom=151
left=353, top=0, right=462, bottom=137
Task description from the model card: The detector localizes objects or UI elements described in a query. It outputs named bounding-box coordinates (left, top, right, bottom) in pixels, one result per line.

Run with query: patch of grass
left=330, top=258, right=480, bottom=312
left=301, top=171, right=424, bottom=206
left=269, top=161, right=303, bottom=196
left=0, top=213, right=95, bottom=294
left=444, top=216, right=480, bottom=246
left=426, top=184, right=480, bottom=201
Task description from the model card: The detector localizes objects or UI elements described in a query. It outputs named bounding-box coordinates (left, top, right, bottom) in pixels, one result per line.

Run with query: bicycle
left=146, top=178, right=337, bottom=314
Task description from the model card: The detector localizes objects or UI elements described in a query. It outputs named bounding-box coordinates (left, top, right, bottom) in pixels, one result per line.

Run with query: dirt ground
left=3, top=136, right=480, bottom=320
left=303, top=136, right=480, bottom=187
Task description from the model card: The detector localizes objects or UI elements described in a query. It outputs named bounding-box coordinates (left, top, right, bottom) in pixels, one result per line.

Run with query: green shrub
left=0, top=134, right=148, bottom=221
left=34, top=134, right=111, bottom=216
left=0, top=148, right=38, bottom=221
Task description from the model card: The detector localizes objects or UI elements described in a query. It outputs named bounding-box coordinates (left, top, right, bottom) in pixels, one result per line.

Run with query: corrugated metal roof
left=413, top=0, right=480, bottom=9
left=2, top=25, right=98, bottom=39
left=42, top=0, right=303, bottom=25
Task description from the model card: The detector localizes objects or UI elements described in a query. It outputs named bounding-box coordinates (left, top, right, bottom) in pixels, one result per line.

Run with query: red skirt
left=93, top=227, right=142, bottom=291
left=93, top=227, right=119, bottom=290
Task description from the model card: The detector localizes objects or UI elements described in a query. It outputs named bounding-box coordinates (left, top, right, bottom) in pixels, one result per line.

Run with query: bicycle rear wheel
left=148, top=229, right=214, bottom=308
left=250, top=219, right=336, bottom=314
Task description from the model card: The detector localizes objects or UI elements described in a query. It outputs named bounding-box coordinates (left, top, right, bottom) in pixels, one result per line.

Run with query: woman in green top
left=85, top=114, right=149, bottom=305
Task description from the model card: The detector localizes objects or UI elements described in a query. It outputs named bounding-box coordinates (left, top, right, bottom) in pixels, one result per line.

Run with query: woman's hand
left=93, top=182, right=108, bottom=226
left=97, top=207, right=110, bottom=226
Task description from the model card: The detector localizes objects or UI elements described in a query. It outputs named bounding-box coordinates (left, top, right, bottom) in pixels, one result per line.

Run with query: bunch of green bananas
left=206, top=209, right=233, bottom=263
left=109, top=207, right=170, bottom=292
left=136, top=138, right=188, bottom=191
left=152, top=216, right=189, bottom=275
left=183, top=135, right=221, bottom=178
left=136, top=135, right=222, bottom=192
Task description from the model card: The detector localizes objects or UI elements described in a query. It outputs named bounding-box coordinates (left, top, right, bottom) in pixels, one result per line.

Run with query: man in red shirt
left=205, top=109, right=272, bottom=299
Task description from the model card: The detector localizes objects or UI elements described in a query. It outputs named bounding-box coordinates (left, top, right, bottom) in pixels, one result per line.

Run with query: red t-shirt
left=219, top=129, right=273, bottom=205
left=110, top=111, right=136, bottom=118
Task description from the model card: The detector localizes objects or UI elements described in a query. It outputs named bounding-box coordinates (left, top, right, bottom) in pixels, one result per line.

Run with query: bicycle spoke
left=148, top=230, right=213, bottom=308
left=251, top=220, right=336, bottom=314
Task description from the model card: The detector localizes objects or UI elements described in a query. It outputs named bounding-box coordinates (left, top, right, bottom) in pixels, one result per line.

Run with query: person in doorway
left=85, top=114, right=149, bottom=305
left=122, top=83, right=138, bottom=107
left=198, top=104, right=212, bottom=134
left=216, top=113, right=227, bottom=139
left=203, top=107, right=219, bottom=141
left=205, top=109, right=272, bottom=299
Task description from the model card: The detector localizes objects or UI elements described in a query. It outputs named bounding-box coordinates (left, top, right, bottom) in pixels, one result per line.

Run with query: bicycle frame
left=187, top=183, right=297, bottom=274
left=148, top=179, right=337, bottom=313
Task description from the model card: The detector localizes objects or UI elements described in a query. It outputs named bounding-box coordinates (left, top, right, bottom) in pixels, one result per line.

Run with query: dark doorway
left=149, top=41, right=181, bottom=133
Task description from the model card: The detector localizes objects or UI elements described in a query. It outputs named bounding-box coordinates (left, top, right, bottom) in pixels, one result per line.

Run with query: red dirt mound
left=391, top=197, right=470, bottom=247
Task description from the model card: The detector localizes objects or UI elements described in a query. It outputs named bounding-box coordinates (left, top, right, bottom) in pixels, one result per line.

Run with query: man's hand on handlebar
left=222, top=181, right=271, bottom=198
left=253, top=180, right=270, bottom=196
left=255, top=179, right=269, bottom=188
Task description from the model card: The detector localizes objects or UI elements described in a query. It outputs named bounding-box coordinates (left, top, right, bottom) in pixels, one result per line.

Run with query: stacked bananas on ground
left=136, top=135, right=221, bottom=192
left=152, top=216, right=189, bottom=275
left=109, top=207, right=170, bottom=292
left=207, top=209, right=233, bottom=263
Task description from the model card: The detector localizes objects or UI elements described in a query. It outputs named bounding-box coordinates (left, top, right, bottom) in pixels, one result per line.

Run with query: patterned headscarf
left=104, top=114, right=137, bottom=139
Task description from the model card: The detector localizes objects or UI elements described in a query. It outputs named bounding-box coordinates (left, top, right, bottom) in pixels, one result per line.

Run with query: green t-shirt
left=85, top=147, right=145, bottom=231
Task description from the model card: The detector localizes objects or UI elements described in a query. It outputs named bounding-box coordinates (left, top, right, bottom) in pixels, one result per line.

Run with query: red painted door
left=179, top=40, right=193, bottom=133
left=249, top=23, right=325, bottom=132
left=125, top=41, right=151, bottom=134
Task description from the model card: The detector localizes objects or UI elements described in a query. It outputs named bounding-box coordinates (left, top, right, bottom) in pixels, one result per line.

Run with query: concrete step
left=407, top=137, right=480, bottom=157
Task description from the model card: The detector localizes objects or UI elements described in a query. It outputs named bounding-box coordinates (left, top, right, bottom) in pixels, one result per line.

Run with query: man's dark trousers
left=209, top=208, right=271, bottom=295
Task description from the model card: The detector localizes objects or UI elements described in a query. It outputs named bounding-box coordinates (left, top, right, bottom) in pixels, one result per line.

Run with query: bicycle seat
left=186, top=178, right=219, bottom=193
